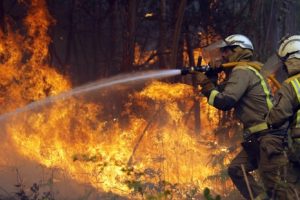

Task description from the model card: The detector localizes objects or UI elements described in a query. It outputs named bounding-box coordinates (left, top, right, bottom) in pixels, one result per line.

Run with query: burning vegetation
left=0, top=0, right=243, bottom=199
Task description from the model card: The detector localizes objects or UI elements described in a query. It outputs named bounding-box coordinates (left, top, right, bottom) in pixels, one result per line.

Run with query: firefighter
left=195, top=34, right=292, bottom=199
left=266, top=35, right=300, bottom=198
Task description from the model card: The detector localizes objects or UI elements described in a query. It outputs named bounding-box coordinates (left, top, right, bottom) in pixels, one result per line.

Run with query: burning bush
left=0, top=0, right=241, bottom=199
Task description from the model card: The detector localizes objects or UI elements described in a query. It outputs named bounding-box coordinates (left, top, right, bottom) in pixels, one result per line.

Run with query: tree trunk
left=170, top=0, right=186, bottom=69
left=0, top=0, right=5, bottom=33
left=64, top=0, right=75, bottom=70
left=158, top=0, right=167, bottom=68
left=185, top=27, right=201, bottom=133
left=282, top=0, right=296, bottom=36
left=91, top=0, right=100, bottom=80
left=108, top=0, right=117, bottom=76
left=121, top=0, right=138, bottom=72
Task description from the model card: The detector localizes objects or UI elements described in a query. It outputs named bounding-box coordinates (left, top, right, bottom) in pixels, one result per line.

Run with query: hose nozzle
left=181, top=65, right=211, bottom=75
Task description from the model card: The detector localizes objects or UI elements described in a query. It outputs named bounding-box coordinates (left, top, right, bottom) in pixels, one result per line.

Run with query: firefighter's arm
left=266, top=83, right=297, bottom=128
left=196, top=68, right=249, bottom=111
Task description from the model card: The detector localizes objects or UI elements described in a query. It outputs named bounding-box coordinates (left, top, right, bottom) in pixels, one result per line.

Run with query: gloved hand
left=205, top=61, right=222, bottom=85
left=195, top=72, right=216, bottom=97
left=205, top=68, right=220, bottom=85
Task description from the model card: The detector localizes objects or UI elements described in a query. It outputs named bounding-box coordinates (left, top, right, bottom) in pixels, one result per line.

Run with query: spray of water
left=0, top=70, right=181, bottom=121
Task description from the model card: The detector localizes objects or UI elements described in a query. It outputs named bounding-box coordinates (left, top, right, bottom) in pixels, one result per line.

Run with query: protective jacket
left=267, top=58, right=300, bottom=138
left=205, top=60, right=273, bottom=136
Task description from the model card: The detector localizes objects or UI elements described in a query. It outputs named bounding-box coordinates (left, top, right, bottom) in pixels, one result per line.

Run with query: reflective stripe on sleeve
left=296, top=110, right=300, bottom=128
left=291, top=79, right=300, bottom=102
left=247, top=66, right=273, bottom=110
left=291, top=79, right=300, bottom=128
left=208, top=90, right=219, bottom=105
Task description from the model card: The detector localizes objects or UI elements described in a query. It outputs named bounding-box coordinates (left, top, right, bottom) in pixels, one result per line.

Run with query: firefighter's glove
left=195, top=72, right=215, bottom=97
left=205, top=68, right=219, bottom=85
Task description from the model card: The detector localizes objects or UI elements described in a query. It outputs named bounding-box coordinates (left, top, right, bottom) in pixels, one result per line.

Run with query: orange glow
left=134, top=43, right=158, bottom=66
left=0, top=0, right=237, bottom=198
left=4, top=81, right=235, bottom=195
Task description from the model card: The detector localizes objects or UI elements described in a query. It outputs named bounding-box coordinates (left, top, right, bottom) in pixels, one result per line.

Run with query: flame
left=4, top=79, right=235, bottom=196
left=0, top=0, right=237, bottom=198
left=4, top=81, right=229, bottom=194
left=0, top=0, right=69, bottom=115
left=145, top=13, right=154, bottom=18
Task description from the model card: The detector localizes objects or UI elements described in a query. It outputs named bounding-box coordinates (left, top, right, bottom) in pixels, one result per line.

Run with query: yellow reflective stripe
left=223, top=61, right=281, bottom=89
left=296, top=110, right=300, bottom=128
left=248, top=122, right=268, bottom=133
left=291, top=79, right=300, bottom=102
left=208, top=90, right=219, bottom=105
left=284, top=73, right=300, bottom=83
left=290, top=79, right=300, bottom=128
left=247, top=66, right=273, bottom=110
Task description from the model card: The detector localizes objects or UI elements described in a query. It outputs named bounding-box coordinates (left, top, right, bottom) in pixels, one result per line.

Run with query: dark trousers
left=228, top=134, right=295, bottom=200
left=228, top=149, right=264, bottom=199
left=286, top=140, right=300, bottom=197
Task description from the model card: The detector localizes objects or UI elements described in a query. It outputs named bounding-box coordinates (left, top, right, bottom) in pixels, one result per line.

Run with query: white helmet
left=223, top=34, right=254, bottom=50
left=278, top=35, right=300, bottom=61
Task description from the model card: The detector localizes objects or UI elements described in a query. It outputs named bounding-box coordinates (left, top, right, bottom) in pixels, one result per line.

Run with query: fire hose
left=180, top=61, right=281, bottom=89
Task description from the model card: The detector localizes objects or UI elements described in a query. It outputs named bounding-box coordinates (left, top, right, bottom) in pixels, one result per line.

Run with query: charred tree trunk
left=108, top=0, right=118, bottom=76
left=121, top=0, right=137, bottom=72
left=47, top=0, right=64, bottom=73
left=251, top=0, right=297, bottom=61
left=281, top=0, right=296, bottom=36
left=0, top=0, right=5, bottom=33
left=185, top=27, right=201, bottom=133
left=170, top=0, right=187, bottom=69
left=177, top=37, right=184, bottom=70
left=64, top=0, right=75, bottom=73
left=158, top=0, right=167, bottom=68
left=91, top=1, right=99, bottom=80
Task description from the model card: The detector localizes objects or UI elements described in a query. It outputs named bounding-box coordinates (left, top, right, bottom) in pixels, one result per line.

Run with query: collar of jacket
left=285, top=58, right=300, bottom=77
left=222, top=61, right=281, bottom=89
left=222, top=61, right=263, bottom=71
left=284, top=73, right=300, bottom=83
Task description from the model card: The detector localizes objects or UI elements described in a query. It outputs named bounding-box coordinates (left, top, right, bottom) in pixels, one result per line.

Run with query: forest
left=0, top=0, right=300, bottom=200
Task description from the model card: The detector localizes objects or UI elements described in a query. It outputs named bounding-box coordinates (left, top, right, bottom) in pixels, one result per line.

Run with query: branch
left=127, top=105, right=162, bottom=166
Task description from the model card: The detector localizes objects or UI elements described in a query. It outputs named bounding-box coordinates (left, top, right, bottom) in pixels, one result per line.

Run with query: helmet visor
left=202, top=40, right=227, bottom=67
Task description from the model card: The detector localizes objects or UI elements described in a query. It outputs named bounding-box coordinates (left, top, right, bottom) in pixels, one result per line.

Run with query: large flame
left=0, top=0, right=237, bottom=198
left=0, top=0, right=69, bottom=114
left=5, top=81, right=232, bottom=194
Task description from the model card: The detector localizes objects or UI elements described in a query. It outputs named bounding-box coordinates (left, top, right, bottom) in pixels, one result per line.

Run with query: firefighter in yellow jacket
left=266, top=35, right=300, bottom=197
left=195, top=34, right=293, bottom=199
